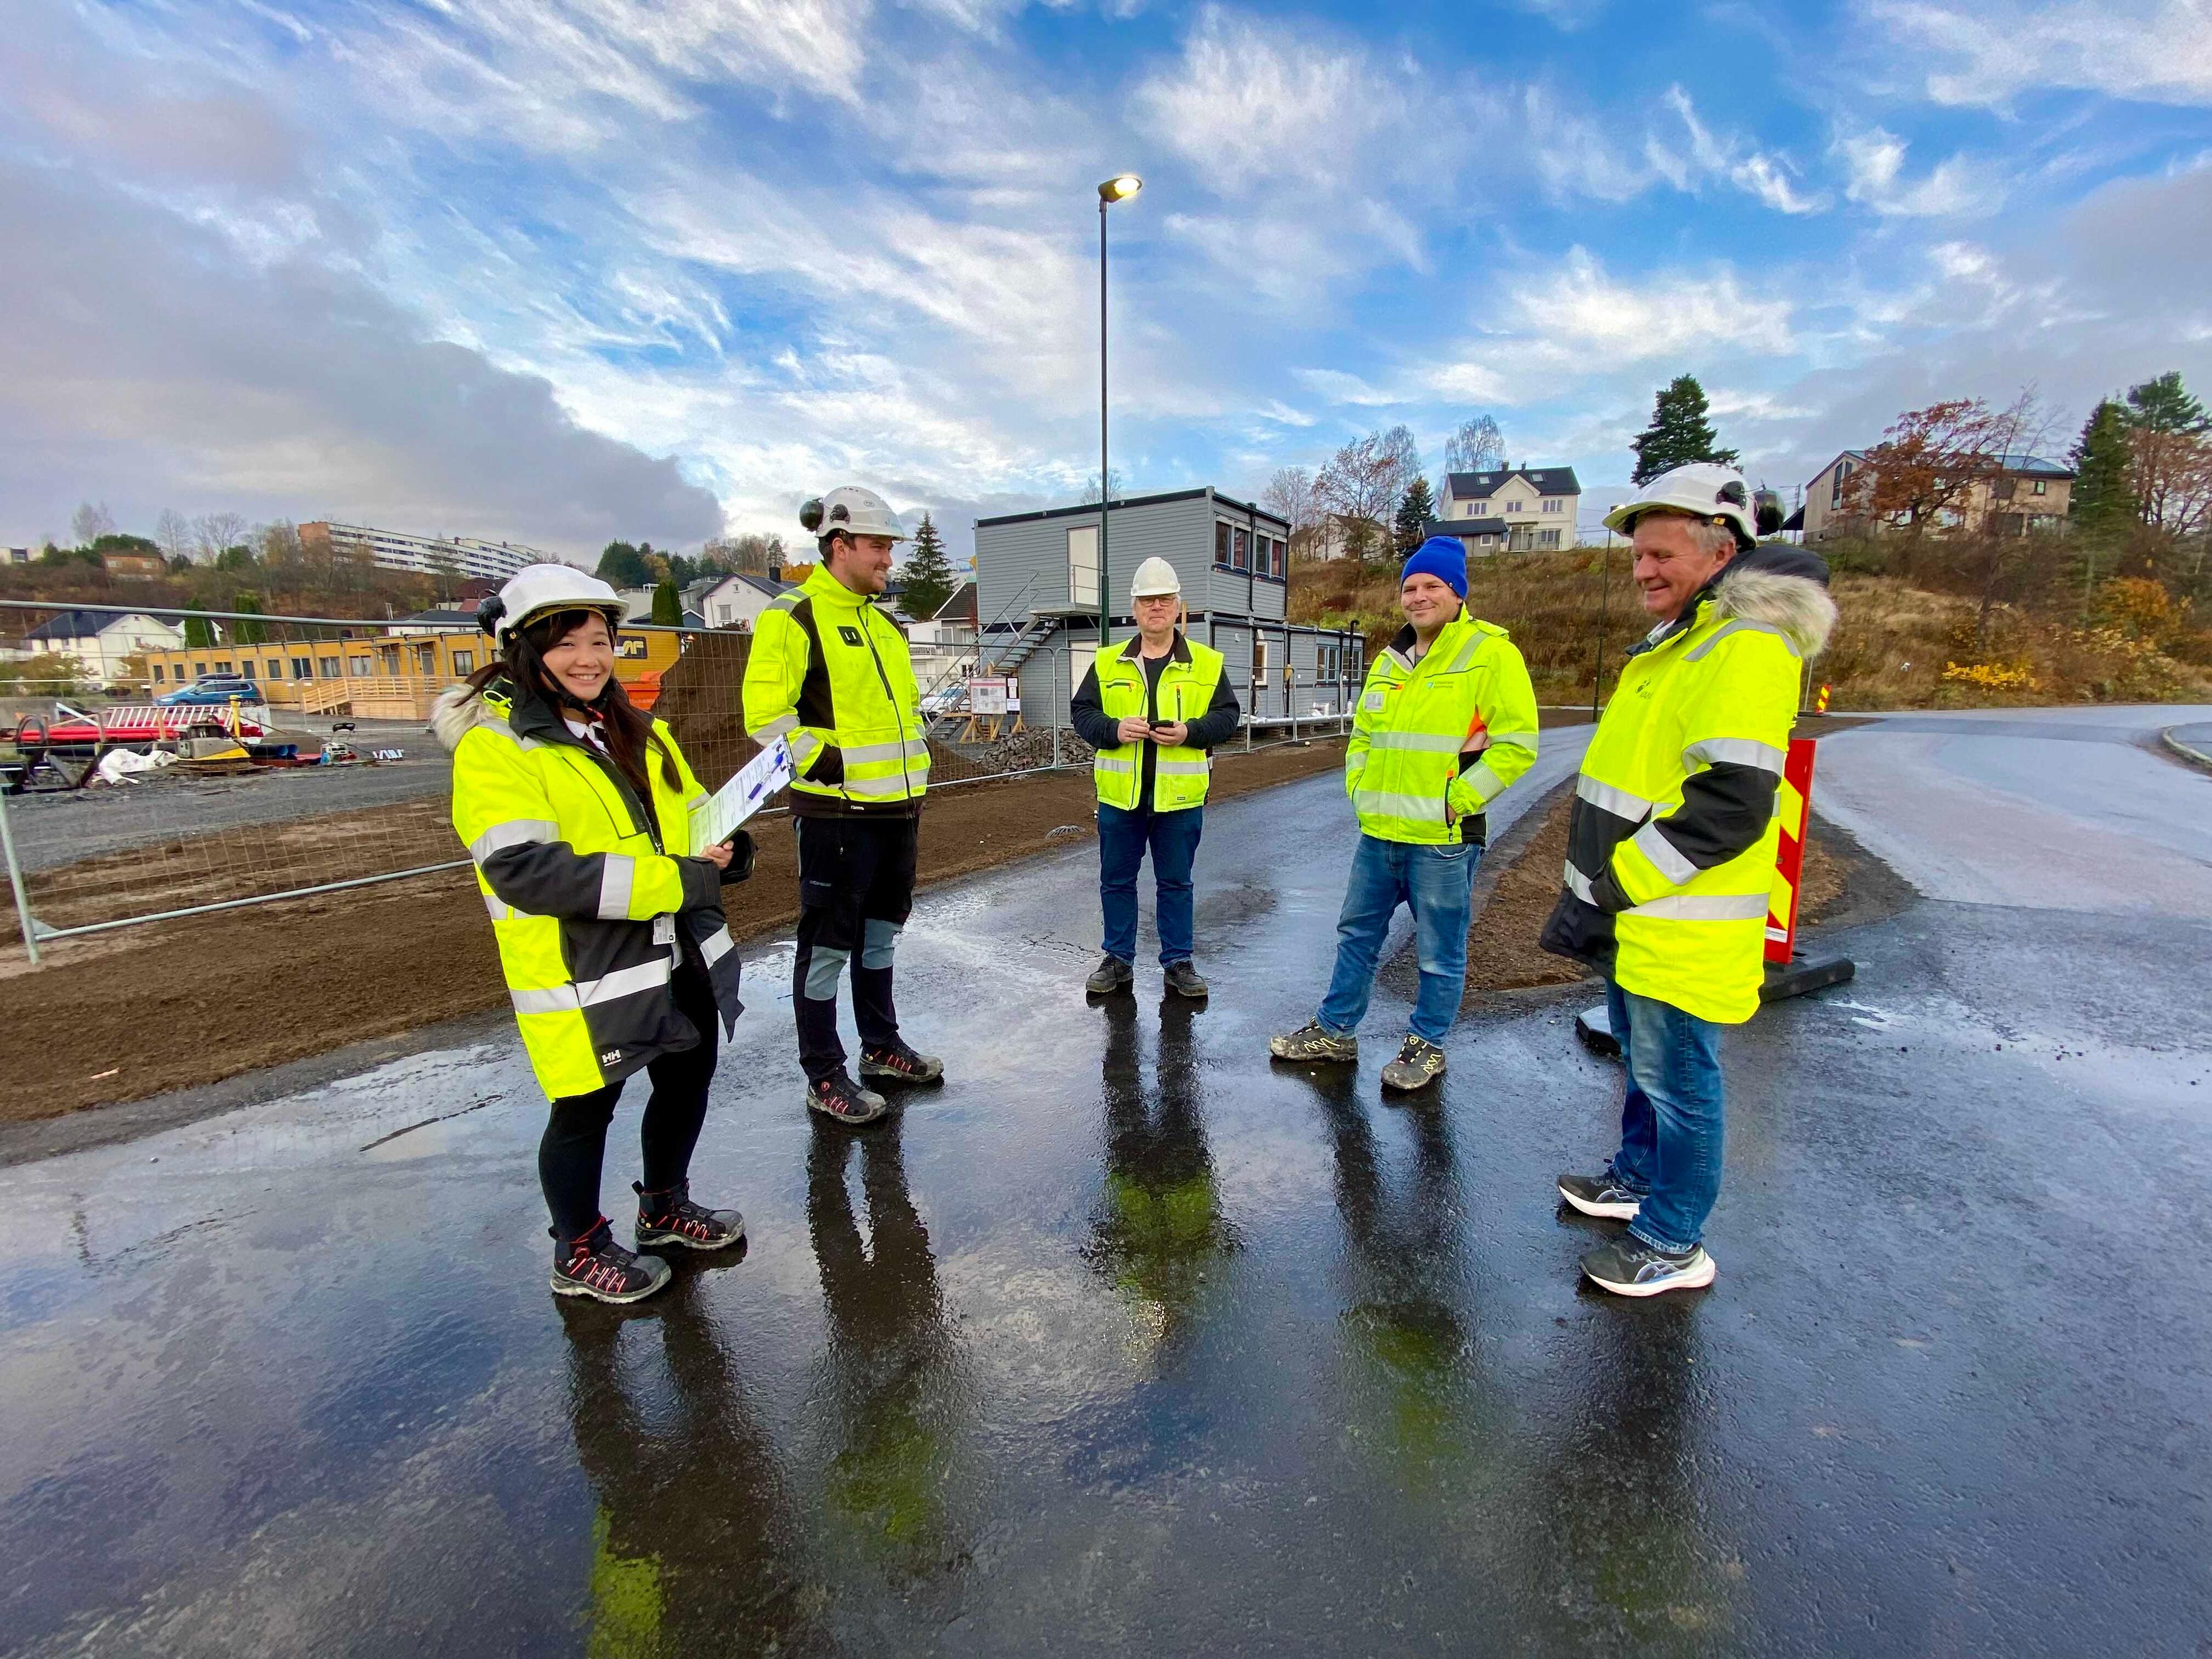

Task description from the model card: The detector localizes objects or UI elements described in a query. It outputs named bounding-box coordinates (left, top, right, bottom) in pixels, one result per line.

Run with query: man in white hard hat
left=743, top=486, right=942, bottom=1128
left=1069, top=556, right=1241, bottom=998
left=1542, top=462, right=1834, bottom=1297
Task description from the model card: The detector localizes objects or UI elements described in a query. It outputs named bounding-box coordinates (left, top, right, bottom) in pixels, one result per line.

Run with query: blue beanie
left=1401, top=536, right=1468, bottom=598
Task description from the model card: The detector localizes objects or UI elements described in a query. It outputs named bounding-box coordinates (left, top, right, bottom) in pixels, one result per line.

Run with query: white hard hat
left=1603, top=462, right=1759, bottom=550
left=800, top=485, right=907, bottom=546
left=1130, top=556, right=1181, bottom=599
left=479, top=563, right=626, bottom=646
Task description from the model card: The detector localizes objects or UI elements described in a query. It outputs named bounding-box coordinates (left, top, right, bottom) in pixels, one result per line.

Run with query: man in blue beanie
left=1271, top=537, right=1540, bottom=1091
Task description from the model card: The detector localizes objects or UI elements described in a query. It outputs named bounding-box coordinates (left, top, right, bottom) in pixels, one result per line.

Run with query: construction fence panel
left=0, top=605, right=1343, bottom=960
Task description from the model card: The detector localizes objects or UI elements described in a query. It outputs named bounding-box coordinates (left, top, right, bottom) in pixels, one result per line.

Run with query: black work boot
left=634, top=1180, right=745, bottom=1252
left=1163, top=960, right=1209, bottom=999
left=806, top=1070, right=889, bottom=1127
left=859, top=1036, right=945, bottom=1085
left=1086, top=955, right=1134, bottom=995
left=551, top=1218, right=673, bottom=1304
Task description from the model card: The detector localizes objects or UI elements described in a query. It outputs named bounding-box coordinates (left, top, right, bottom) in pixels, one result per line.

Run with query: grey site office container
left=974, top=486, right=1358, bottom=729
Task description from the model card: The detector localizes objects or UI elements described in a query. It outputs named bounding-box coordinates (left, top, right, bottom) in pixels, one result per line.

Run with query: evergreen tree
left=232, top=594, right=268, bottom=646
left=897, top=512, right=957, bottom=620
left=596, top=540, right=649, bottom=588
left=181, top=612, right=216, bottom=649
left=1630, top=374, right=1739, bottom=484
left=650, top=579, right=680, bottom=626
left=1392, top=476, right=1435, bottom=558
left=2124, top=370, right=2208, bottom=435
left=2069, top=400, right=2139, bottom=538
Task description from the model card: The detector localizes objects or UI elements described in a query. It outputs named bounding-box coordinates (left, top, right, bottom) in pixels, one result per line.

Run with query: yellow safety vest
left=1344, top=607, right=1539, bottom=844
left=1091, top=635, right=1227, bottom=812
left=441, top=681, right=736, bottom=1099
left=1556, top=568, right=1823, bottom=1024
left=743, top=566, right=929, bottom=810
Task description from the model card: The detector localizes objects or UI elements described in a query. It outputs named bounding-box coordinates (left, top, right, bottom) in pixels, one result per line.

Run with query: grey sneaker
left=1379, top=1034, right=1447, bottom=1092
left=633, top=1180, right=745, bottom=1252
left=1086, top=955, right=1134, bottom=995
left=1268, top=1021, right=1358, bottom=1063
left=1558, top=1168, right=1643, bottom=1221
left=1580, top=1236, right=1717, bottom=1297
left=1163, top=960, right=1209, bottom=999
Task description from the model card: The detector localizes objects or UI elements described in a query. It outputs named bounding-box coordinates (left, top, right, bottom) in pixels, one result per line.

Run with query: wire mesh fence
left=0, top=600, right=1345, bottom=961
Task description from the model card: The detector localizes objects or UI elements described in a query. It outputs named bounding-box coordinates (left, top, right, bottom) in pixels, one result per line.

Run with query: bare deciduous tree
left=1261, top=467, right=1322, bottom=557
left=194, top=512, right=249, bottom=563
left=154, top=509, right=193, bottom=564
left=1444, top=414, right=1506, bottom=475
left=71, top=501, right=117, bottom=547
left=2128, top=426, right=2212, bottom=539
left=258, top=520, right=304, bottom=569
left=1316, top=425, right=1423, bottom=565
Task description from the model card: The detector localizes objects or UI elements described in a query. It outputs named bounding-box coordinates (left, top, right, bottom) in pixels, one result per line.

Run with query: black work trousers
left=540, top=961, right=718, bottom=1248
left=793, top=815, right=918, bottom=1082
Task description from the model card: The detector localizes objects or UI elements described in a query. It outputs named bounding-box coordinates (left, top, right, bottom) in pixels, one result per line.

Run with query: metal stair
left=988, top=613, right=1058, bottom=676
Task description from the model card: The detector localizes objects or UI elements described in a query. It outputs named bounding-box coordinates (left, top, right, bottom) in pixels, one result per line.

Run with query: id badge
left=1362, top=688, right=1387, bottom=713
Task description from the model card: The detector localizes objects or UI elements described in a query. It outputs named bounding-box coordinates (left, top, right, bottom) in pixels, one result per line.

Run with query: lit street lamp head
left=1097, top=174, right=1142, bottom=204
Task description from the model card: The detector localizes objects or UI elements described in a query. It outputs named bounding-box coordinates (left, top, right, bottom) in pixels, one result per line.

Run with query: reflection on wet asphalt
left=3, top=718, right=2210, bottom=1654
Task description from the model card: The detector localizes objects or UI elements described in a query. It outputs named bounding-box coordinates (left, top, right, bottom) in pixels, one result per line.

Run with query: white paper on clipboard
left=689, top=737, right=795, bottom=854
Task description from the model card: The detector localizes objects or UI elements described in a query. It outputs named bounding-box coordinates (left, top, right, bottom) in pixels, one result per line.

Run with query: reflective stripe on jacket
left=741, top=566, right=928, bottom=815
left=437, top=680, right=739, bottom=1099
left=1344, top=607, right=1539, bottom=845
left=1539, top=562, right=1839, bottom=1025
left=1089, top=635, right=1228, bottom=811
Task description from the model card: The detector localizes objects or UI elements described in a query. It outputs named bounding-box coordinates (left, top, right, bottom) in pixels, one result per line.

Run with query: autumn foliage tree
left=1316, top=425, right=1421, bottom=566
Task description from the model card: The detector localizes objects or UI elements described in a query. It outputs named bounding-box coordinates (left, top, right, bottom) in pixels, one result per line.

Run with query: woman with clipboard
left=434, top=565, right=753, bottom=1306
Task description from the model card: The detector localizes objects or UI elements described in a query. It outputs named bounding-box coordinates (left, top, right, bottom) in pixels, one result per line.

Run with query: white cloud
left=1522, top=85, right=1652, bottom=204
left=1648, top=86, right=1827, bottom=214
left=1510, top=248, right=1798, bottom=359
left=1835, top=127, right=2001, bottom=216
left=1866, top=0, right=2212, bottom=108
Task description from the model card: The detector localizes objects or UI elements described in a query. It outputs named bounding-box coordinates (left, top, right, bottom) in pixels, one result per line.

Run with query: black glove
left=719, top=828, right=755, bottom=885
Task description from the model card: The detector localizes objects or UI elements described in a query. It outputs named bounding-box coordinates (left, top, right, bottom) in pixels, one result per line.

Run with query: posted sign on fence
left=966, top=677, right=1009, bottom=717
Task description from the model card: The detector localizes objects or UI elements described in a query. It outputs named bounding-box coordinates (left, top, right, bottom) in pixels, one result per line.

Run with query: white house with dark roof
left=692, top=572, right=798, bottom=631
left=11, top=609, right=184, bottom=684
left=1428, top=466, right=1582, bottom=552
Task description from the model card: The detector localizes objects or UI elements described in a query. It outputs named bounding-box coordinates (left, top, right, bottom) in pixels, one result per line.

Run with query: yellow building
left=142, top=627, right=684, bottom=719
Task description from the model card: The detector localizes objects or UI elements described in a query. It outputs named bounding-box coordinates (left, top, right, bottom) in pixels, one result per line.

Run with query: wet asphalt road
left=3, top=707, right=2209, bottom=1655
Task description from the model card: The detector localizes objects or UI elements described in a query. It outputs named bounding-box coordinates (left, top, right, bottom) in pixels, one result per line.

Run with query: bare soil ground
left=1, top=740, right=1347, bottom=1124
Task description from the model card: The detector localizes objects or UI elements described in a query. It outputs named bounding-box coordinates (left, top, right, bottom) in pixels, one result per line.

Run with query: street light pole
left=1096, top=174, right=1141, bottom=651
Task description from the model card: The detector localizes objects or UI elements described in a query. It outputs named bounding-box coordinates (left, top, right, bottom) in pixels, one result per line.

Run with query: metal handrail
left=975, top=571, right=1041, bottom=643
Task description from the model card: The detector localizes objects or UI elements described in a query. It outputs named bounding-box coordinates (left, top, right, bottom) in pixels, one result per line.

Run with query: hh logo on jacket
left=837, top=626, right=864, bottom=647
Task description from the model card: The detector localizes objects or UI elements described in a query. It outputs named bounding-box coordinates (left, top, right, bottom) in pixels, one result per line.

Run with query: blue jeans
left=1315, top=834, right=1481, bottom=1045
left=1606, top=978, right=1726, bottom=1253
left=1098, top=802, right=1204, bottom=966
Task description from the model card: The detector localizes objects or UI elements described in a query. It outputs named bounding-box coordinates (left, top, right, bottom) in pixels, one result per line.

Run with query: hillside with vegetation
left=1288, top=543, right=2211, bottom=711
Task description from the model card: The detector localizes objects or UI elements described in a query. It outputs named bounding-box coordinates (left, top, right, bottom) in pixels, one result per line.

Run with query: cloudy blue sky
left=3, top=0, right=2209, bottom=563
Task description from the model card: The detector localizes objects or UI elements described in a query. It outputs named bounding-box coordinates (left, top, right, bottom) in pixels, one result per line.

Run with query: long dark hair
left=463, top=609, right=680, bottom=804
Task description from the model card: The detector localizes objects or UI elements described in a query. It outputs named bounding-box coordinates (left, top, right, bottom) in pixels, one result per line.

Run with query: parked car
left=156, top=678, right=268, bottom=707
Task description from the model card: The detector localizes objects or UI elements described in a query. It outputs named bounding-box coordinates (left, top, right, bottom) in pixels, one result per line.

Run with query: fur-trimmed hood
left=430, top=681, right=505, bottom=751
left=1713, top=563, right=1837, bottom=660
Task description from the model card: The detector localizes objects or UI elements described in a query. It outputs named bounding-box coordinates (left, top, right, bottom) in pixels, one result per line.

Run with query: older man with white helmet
left=1543, top=463, right=1835, bottom=1297
left=1069, top=556, right=1241, bottom=999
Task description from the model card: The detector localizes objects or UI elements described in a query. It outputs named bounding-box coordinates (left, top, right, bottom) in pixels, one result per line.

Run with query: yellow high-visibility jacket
left=1541, top=557, right=1838, bottom=1024
left=1344, top=607, right=1539, bottom=844
left=437, top=679, right=741, bottom=1100
left=1086, top=635, right=1231, bottom=812
left=742, top=566, right=929, bottom=815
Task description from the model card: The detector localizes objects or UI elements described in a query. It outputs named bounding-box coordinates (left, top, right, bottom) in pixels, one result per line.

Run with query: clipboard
left=689, top=738, right=794, bottom=854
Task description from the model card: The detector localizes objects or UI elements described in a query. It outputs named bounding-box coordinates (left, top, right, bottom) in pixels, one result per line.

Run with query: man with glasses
left=1070, top=557, right=1241, bottom=1000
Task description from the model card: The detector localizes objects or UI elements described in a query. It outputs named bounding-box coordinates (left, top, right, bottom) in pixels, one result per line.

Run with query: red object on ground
left=17, top=703, right=270, bottom=749
left=1766, top=737, right=1818, bottom=965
